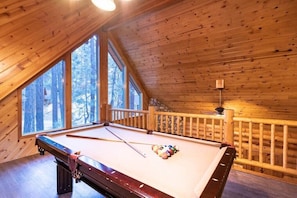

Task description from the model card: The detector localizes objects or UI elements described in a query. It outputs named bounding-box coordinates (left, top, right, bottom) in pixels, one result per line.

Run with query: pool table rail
left=36, top=135, right=76, bottom=166
left=35, top=125, right=236, bottom=198
left=78, top=155, right=173, bottom=198
left=35, top=134, right=173, bottom=197
left=200, top=147, right=236, bottom=198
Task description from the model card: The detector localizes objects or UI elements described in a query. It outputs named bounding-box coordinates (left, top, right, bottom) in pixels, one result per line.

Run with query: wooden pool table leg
left=56, top=159, right=73, bottom=194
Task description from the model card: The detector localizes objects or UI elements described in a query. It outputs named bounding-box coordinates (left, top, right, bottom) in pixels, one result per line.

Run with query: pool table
left=36, top=123, right=235, bottom=198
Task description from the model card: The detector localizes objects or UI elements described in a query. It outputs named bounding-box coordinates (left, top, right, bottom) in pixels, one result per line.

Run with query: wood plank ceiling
left=108, top=0, right=297, bottom=119
left=1, top=0, right=297, bottom=119
left=0, top=0, right=174, bottom=100
left=0, top=0, right=114, bottom=100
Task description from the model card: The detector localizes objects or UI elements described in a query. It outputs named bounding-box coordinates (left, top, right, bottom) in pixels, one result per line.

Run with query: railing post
left=100, top=103, right=107, bottom=122
left=100, top=103, right=110, bottom=123
left=224, top=109, right=234, bottom=145
left=106, top=104, right=112, bottom=122
left=148, top=106, right=156, bottom=132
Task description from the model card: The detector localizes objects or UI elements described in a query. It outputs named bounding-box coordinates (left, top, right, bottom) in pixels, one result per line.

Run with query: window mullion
left=65, top=53, right=72, bottom=129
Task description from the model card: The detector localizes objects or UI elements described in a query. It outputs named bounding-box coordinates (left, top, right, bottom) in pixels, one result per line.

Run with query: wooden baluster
left=219, top=119, right=223, bottom=142
left=196, top=117, right=200, bottom=138
left=189, top=117, right=193, bottom=137
left=238, top=121, right=242, bottom=158
left=271, top=124, right=275, bottom=165
left=171, top=116, right=175, bottom=135
left=137, top=113, right=140, bottom=128
left=248, top=122, right=253, bottom=161
left=177, top=116, right=180, bottom=135
left=182, top=116, right=186, bottom=136
left=259, top=123, right=263, bottom=163
left=211, top=118, right=215, bottom=141
left=283, top=125, right=288, bottom=168
left=165, top=115, right=169, bottom=133
left=203, top=118, right=207, bottom=139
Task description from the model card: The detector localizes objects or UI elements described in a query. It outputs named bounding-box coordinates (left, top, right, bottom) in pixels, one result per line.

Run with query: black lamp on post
left=215, top=79, right=225, bottom=115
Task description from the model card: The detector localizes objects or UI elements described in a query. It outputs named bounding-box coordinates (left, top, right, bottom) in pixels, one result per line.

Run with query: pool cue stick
left=66, top=134, right=154, bottom=146
left=105, top=127, right=146, bottom=158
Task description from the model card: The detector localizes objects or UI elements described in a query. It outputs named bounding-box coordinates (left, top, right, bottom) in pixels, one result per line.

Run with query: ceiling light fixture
left=91, top=0, right=116, bottom=11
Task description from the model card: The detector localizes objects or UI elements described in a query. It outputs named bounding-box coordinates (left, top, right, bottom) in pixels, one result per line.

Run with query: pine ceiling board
left=104, top=0, right=183, bottom=31
left=1, top=0, right=182, bottom=101
left=0, top=0, right=117, bottom=100
left=0, top=0, right=47, bottom=26
left=114, top=0, right=297, bottom=56
left=110, top=0, right=297, bottom=118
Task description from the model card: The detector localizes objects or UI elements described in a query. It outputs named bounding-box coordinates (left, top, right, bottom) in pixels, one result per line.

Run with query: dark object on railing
left=215, top=106, right=225, bottom=115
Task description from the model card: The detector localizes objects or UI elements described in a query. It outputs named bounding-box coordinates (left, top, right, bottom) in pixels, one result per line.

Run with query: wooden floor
left=0, top=154, right=296, bottom=198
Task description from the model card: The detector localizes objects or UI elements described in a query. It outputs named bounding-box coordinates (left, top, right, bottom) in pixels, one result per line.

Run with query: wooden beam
left=99, top=30, right=109, bottom=121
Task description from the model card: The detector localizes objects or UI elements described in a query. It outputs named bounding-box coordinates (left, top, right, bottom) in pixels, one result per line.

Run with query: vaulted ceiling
left=1, top=0, right=297, bottom=119
left=1, top=0, right=174, bottom=100
left=107, top=0, right=297, bottom=118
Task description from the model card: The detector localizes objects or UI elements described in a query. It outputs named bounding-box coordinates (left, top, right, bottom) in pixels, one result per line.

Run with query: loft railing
left=108, top=106, right=297, bottom=179
left=233, top=117, right=297, bottom=176
left=109, top=108, right=149, bottom=129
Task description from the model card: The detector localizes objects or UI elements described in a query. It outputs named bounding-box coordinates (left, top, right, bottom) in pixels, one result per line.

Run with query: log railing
left=109, top=108, right=149, bottom=129
left=233, top=117, right=297, bottom=177
left=108, top=106, right=297, bottom=179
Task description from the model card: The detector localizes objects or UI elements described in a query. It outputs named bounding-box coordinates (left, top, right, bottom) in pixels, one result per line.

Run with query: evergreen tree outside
left=129, top=79, right=141, bottom=110
left=23, top=84, right=35, bottom=133
left=108, top=53, right=124, bottom=108
left=21, top=34, right=142, bottom=135
left=35, top=76, right=44, bottom=131
left=71, top=35, right=99, bottom=127
left=22, top=61, right=65, bottom=134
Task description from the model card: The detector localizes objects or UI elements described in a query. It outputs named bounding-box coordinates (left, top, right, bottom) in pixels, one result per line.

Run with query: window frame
left=18, top=32, right=144, bottom=138
left=71, top=35, right=100, bottom=127
left=107, top=40, right=144, bottom=110
left=18, top=58, right=67, bottom=138
left=107, top=52, right=125, bottom=109
left=129, top=75, right=142, bottom=110
left=18, top=34, right=101, bottom=138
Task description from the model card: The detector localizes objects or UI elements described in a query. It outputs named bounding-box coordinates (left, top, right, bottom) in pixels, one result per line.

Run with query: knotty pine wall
left=0, top=91, right=38, bottom=163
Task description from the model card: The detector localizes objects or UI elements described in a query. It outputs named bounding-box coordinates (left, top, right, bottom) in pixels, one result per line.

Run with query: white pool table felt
left=50, top=125, right=227, bottom=198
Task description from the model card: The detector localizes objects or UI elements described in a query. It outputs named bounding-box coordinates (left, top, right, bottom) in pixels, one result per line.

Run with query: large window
left=71, top=36, right=99, bottom=127
left=108, top=42, right=143, bottom=110
left=21, top=34, right=143, bottom=136
left=108, top=52, right=124, bottom=108
left=22, top=61, right=65, bottom=135
left=21, top=35, right=99, bottom=135
left=129, top=77, right=142, bottom=110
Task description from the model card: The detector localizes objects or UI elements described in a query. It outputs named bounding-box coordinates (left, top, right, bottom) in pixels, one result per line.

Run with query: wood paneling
left=0, top=0, right=117, bottom=101
left=0, top=91, right=37, bottom=163
left=111, top=0, right=297, bottom=119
